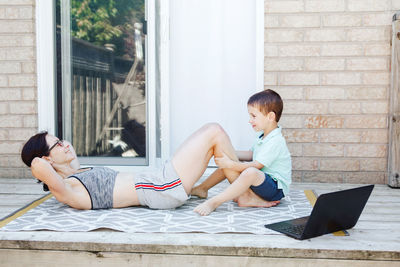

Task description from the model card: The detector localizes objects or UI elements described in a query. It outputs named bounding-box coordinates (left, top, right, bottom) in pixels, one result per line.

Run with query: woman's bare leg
left=171, top=123, right=240, bottom=195
left=191, top=168, right=225, bottom=198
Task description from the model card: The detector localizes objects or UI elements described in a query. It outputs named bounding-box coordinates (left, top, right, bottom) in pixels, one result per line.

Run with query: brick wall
left=265, top=0, right=398, bottom=184
left=0, top=0, right=36, bottom=178
left=0, top=0, right=397, bottom=183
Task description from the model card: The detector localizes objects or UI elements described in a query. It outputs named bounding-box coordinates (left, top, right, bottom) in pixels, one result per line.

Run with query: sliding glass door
left=55, top=0, right=148, bottom=165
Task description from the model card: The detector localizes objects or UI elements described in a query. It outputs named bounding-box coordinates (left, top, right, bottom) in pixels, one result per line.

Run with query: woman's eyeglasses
left=48, top=140, right=64, bottom=153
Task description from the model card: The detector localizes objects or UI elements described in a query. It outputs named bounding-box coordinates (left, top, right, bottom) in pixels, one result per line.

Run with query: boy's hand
left=215, top=152, right=234, bottom=169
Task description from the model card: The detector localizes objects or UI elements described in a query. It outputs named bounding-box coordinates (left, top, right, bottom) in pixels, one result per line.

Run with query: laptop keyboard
left=276, top=224, right=305, bottom=236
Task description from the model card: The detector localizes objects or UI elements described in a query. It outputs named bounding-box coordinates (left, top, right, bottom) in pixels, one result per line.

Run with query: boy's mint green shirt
left=251, top=126, right=292, bottom=196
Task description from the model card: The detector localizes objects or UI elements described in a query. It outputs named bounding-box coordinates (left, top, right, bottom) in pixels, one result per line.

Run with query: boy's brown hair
left=247, top=89, right=283, bottom=122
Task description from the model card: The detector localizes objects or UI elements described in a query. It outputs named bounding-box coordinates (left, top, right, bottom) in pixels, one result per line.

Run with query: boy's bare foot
left=191, top=185, right=208, bottom=199
left=194, top=199, right=218, bottom=216
left=237, top=190, right=280, bottom=208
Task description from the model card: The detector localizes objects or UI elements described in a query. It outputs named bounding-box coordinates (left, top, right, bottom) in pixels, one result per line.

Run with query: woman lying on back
left=21, top=123, right=239, bottom=210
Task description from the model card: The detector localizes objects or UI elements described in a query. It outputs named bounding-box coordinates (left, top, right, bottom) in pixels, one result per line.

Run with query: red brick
left=283, top=129, right=319, bottom=143
left=320, top=158, right=360, bottom=171
left=285, top=102, right=328, bottom=114
left=292, top=157, right=319, bottom=171
left=346, top=144, right=387, bottom=157
left=303, top=144, right=344, bottom=157
left=361, top=130, right=388, bottom=143
left=360, top=158, right=387, bottom=171
left=303, top=171, right=344, bottom=183
left=305, top=116, right=344, bottom=128
left=345, top=115, right=387, bottom=128
left=344, top=172, right=386, bottom=184
left=319, top=130, right=361, bottom=143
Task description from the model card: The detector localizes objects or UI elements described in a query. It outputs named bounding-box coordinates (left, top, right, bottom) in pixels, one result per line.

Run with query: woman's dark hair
left=247, top=89, right=283, bottom=122
left=21, top=131, right=50, bottom=191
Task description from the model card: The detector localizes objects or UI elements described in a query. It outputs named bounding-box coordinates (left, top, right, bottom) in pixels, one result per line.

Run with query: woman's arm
left=31, top=157, right=69, bottom=203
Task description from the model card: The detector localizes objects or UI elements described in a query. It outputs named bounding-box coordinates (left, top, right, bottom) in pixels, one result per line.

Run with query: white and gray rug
left=0, top=182, right=313, bottom=234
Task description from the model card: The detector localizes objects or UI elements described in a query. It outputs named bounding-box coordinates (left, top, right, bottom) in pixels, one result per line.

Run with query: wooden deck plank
left=0, top=249, right=399, bottom=267
left=0, top=230, right=399, bottom=260
left=356, top=221, right=400, bottom=230
left=0, top=195, right=47, bottom=205
left=0, top=178, right=37, bottom=184
left=0, top=184, right=46, bottom=195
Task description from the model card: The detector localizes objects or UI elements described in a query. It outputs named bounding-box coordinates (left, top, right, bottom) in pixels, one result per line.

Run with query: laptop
left=264, top=185, right=374, bottom=240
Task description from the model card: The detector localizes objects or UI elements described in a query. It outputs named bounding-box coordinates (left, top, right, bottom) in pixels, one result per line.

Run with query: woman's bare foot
left=193, top=199, right=219, bottom=216
left=237, top=190, right=280, bottom=208
left=191, top=185, right=208, bottom=199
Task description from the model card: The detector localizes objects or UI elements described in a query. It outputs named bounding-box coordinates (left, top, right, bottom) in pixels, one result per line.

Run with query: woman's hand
left=215, top=152, right=234, bottom=169
left=31, top=157, right=50, bottom=168
left=30, top=156, right=68, bottom=197
left=30, top=157, right=53, bottom=180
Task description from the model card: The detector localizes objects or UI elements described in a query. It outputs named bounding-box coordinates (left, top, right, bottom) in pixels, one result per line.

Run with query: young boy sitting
left=193, top=89, right=292, bottom=216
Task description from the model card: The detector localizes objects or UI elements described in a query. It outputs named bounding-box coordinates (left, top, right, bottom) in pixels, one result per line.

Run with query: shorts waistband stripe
left=135, top=178, right=182, bottom=191
left=135, top=178, right=181, bottom=187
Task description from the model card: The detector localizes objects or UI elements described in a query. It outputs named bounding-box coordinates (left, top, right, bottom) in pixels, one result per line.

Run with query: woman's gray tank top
left=69, top=167, right=118, bottom=209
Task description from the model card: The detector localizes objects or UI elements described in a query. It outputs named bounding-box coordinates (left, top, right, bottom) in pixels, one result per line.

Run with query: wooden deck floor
left=0, top=178, right=399, bottom=266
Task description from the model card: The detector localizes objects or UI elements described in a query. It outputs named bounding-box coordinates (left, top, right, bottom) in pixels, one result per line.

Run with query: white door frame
left=255, top=0, right=265, bottom=92
left=158, top=0, right=171, bottom=162
left=36, top=0, right=56, bottom=135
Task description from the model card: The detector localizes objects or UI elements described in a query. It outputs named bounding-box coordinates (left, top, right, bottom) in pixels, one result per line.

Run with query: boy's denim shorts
left=250, top=173, right=284, bottom=201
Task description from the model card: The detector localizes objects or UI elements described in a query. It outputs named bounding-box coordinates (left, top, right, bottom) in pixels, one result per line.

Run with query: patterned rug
left=0, top=181, right=314, bottom=234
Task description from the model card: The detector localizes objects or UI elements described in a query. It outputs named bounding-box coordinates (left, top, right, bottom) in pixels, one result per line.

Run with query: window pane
left=56, top=0, right=147, bottom=163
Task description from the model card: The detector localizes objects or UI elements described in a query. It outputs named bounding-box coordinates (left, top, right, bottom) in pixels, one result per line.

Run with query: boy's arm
left=235, top=150, right=253, bottom=161
left=215, top=152, right=263, bottom=172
